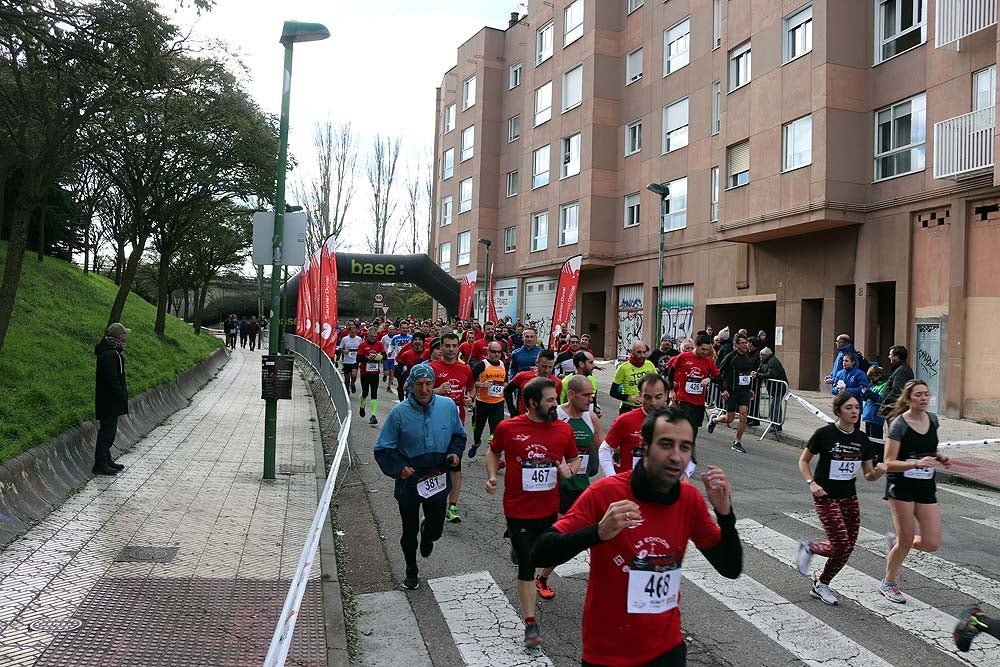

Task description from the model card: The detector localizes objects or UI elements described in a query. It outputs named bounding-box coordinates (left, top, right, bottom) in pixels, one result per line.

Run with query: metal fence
left=703, top=377, right=789, bottom=440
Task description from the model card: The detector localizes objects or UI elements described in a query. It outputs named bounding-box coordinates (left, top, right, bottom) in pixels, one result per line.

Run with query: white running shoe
left=880, top=579, right=906, bottom=604
left=797, top=540, right=813, bottom=576
left=811, top=581, right=838, bottom=605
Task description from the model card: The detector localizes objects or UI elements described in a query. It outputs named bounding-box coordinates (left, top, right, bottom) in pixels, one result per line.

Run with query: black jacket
left=95, top=338, right=128, bottom=419
left=879, top=361, right=914, bottom=418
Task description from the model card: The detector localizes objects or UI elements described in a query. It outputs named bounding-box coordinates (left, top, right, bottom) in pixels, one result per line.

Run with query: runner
left=664, top=333, right=721, bottom=440
left=469, top=341, right=508, bottom=458
left=509, top=327, right=542, bottom=375
left=707, top=333, right=756, bottom=453
left=611, top=341, right=657, bottom=414
left=357, top=329, right=385, bottom=425
left=532, top=405, right=742, bottom=666
left=394, top=332, right=427, bottom=401
left=560, top=351, right=602, bottom=418
left=374, top=365, right=467, bottom=590
left=557, top=375, right=604, bottom=515
left=429, top=333, right=475, bottom=524
left=598, top=374, right=667, bottom=477
left=795, top=392, right=885, bottom=605
left=505, top=349, right=562, bottom=416
left=337, top=322, right=363, bottom=394
left=380, top=324, right=398, bottom=390
left=955, top=607, right=1000, bottom=652
left=880, top=379, right=951, bottom=604
left=554, top=335, right=582, bottom=377
left=485, top=377, right=579, bottom=648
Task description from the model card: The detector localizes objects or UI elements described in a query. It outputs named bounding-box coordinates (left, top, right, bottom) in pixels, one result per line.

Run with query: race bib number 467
left=522, top=465, right=557, bottom=491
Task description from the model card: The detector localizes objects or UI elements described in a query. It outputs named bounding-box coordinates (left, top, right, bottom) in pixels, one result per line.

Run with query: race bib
left=488, top=382, right=504, bottom=398
left=345, top=351, right=357, bottom=363
left=576, top=454, right=589, bottom=475
left=522, top=465, right=557, bottom=491
left=685, top=380, right=704, bottom=395
left=627, top=559, right=681, bottom=614
left=366, top=362, right=379, bottom=372
left=417, top=472, right=447, bottom=499
left=904, top=461, right=935, bottom=480
left=829, top=459, right=859, bottom=481
left=738, top=374, right=752, bottom=386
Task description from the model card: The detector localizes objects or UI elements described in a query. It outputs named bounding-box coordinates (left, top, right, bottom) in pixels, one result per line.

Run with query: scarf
left=104, top=335, right=126, bottom=351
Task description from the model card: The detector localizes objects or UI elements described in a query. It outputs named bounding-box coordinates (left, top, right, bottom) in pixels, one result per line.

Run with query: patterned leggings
left=809, top=495, right=861, bottom=585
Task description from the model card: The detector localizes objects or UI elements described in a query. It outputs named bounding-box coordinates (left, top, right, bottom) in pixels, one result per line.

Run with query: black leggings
left=396, top=369, right=409, bottom=401
left=361, top=374, right=379, bottom=399
left=398, top=496, right=448, bottom=570
left=473, top=401, right=505, bottom=444
left=583, top=640, right=686, bottom=666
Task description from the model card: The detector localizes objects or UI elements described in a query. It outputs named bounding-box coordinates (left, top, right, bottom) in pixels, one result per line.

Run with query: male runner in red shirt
left=598, top=374, right=667, bottom=476
left=665, top=333, right=722, bottom=439
left=429, top=332, right=474, bottom=524
left=505, top=349, right=563, bottom=416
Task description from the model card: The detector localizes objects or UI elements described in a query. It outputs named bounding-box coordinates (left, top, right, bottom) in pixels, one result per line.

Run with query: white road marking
left=355, top=591, right=432, bottom=666
left=737, top=518, right=1000, bottom=666
left=962, top=516, right=1000, bottom=532
left=429, top=570, right=552, bottom=666
left=940, top=486, right=1000, bottom=509
left=787, top=512, right=1000, bottom=611
left=555, top=550, right=590, bottom=577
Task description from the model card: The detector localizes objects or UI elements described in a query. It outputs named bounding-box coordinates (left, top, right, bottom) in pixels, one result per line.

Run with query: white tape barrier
left=938, top=438, right=1000, bottom=450
left=786, top=392, right=835, bottom=424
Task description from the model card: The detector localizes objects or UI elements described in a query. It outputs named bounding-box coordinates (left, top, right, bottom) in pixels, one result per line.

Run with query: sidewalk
left=0, top=349, right=327, bottom=666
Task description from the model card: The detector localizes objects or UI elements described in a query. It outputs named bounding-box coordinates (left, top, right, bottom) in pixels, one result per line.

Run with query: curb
left=0, top=346, right=229, bottom=548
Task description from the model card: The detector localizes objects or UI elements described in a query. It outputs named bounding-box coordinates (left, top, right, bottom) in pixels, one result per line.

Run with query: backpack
left=855, top=350, right=871, bottom=372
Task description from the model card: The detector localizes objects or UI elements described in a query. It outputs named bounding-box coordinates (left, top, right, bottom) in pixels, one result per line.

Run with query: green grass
left=0, top=241, right=222, bottom=461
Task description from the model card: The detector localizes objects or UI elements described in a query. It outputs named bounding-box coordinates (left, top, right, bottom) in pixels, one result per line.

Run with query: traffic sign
left=373, top=292, right=385, bottom=304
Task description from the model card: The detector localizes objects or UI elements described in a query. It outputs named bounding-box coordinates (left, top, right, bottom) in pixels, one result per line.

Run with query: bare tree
left=403, top=165, right=422, bottom=254
left=424, top=151, right=434, bottom=254
left=365, top=134, right=401, bottom=254
left=301, top=120, right=356, bottom=253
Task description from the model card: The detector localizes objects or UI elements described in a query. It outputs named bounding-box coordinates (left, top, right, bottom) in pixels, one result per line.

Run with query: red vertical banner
left=458, top=270, right=477, bottom=320
left=296, top=263, right=311, bottom=337
left=319, top=236, right=339, bottom=357
left=487, top=263, right=499, bottom=325
left=549, top=254, right=583, bottom=349
left=309, top=249, right=322, bottom=344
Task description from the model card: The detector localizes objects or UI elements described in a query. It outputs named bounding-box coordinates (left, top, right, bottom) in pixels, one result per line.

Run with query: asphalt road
left=334, top=386, right=1000, bottom=667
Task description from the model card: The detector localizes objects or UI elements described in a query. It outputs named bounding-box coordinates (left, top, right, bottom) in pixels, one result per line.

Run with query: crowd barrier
left=703, top=377, right=789, bottom=439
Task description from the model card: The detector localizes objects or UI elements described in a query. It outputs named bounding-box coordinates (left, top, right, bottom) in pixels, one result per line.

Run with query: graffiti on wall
left=915, top=321, right=941, bottom=412
left=617, top=294, right=644, bottom=360
left=661, top=305, right=694, bottom=341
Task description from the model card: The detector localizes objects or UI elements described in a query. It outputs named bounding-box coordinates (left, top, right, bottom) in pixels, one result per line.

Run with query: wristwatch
left=805, top=479, right=814, bottom=484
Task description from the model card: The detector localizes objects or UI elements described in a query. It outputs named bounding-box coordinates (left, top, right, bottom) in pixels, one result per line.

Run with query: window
left=532, top=145, right=551, bottom=188
left=712, top=81, right=721, bottom=135
left=444, top=103, right=456, bottom=133
left=624, top=192, right=641, bottom=227
left=439, top=242, right=452, bottom=272
left=627, top=48, right=643, bottom=84
left=663, top=18, right=690, bottom=75
left=661, top=177, right=687, bottom=232
left=441, top=196, right=453, bottom=226
left=710, top=167, right=719, bottom=221
left=508, top=114, right=521, bottom=142
left=506, top=170, right=519, bottom=197
left=974, top=66, right=996, bottom=111
left=875, top=93, right=926, bottom=180
left=462, top=75, right=476, bottom=110
left=460, top=126, right=475, bottom=161
left=559, top=202, right=580, bottom=245
left=784, top=5, right=813, bottom=63
left=876, top=0, right=926, bottom=64
left=563, top=65, right=583, bottom=111
left=457, top=231, right=471, bottom=266
left=561, top=133, right=581, bottom=178
left=782, top=115, right=812, bottom=171
left=459, top=177, right=473, bottom=212
left=729, top=42, right=751, bottom=91
left=504, top=226, right=517, bottom=253
left=510, top=61, right=523, bottom=89
left=442, top=148, right=454, bottom=179
left=564, top=0, right=584, bottom=46
left=713, top=0, right=722, bottom=48
left=626, top=119, right=642, bottom=155
left=534, top=82, right=552, bottom=126
left=531, top=211, right=549, bottom=251
left=627, top=0, right=644, bottom=13
left=728, top=140, right=750, bottom=187
left=662, top=98, right=689, bottom=153
left=537, top=20, right=554, bottom=64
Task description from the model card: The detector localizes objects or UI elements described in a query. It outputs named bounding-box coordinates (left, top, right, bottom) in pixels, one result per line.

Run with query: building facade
left=429, top=0, right=1000, bottom=419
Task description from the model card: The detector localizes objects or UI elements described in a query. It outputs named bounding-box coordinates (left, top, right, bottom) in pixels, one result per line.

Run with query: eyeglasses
left=488, top=349, right=502, bottom=354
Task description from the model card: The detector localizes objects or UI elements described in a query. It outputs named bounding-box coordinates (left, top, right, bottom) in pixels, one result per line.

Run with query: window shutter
left=729, top=141, right=750, bottom=176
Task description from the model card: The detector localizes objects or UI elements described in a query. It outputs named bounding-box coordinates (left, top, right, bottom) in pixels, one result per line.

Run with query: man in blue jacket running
left=375, top=364, right=467, bottom=590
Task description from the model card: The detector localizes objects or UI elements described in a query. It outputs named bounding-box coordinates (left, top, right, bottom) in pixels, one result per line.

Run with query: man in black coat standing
left=94, top=322, right=130, bottom=475
left=879, top=345, right=914, bottom=418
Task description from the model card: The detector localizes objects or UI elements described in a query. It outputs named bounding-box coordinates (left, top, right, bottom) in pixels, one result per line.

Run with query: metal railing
left=264, top=334, right=354, bottom=667
left=703, top=377, right=788, bottom=440
left=936, top=0, right=997, bottom=49
left=934, top=106, right=995, bottom=179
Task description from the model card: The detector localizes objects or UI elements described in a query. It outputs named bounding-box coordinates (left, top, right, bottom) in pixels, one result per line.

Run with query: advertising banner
left=458, top=271, right=477, bottom=320
left=549, top=255, right=583, bottom=349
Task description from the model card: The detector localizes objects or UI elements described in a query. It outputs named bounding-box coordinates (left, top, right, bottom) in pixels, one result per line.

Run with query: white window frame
left=662, top=98, right=689, bottom=154
left=531, top=211, right=549, bottom=252
left=441, top=196, right=453, bottom=226
left=729, top=41, right=751, bottom=91
left=561, top=133, right=581, bottom=178
left=710, top=167, right=719, bottom=222
left=711, top=81, right=721, bottom=135
left=782, top=115, right=812, bottom=171
left=624, top=192, right=641, bottom=228
left=509, top=61, right=523, bottom=89
left=559, top=202, right=580, bottom=246
left=443, top=103, right=456, bottom=133
left=663, top=18, right=691, bottom=76
left=459, top=177, right=473, bottom=212
left=439, top=242, right=452, bottom=272
left=536, top=20, right=554, bottom=64
left=442, top=148, right=454, bottom=179
left=974, top=65, right=996, bottom=112
left=627, top=0, right=644, bottom=14
left=626, top=47, right=643, bottom=84
left=626, top=119, right=642, bottom=156
left=874, top=93, right=926, bottom=181
left=508, top=114, right=521, bottom=143
left=713, top=0, right=722, bottom=49
left=728, top=140, right=750, bottom=188
left=460, top=126, right=475, bottom=162
left=457, top=231, right=471, bottom=266
left=564, top=0, right=584, bottom=46
left=875, top=0, right=926, bottom=65
left=783, top=5, right=813, bottom=63
left=534, top=82, right=553, bottom=126
left=504, top=226, right=517, bottom=253
left=532, top=145, right=551, bottom=188
left=506, top=170, right=519, bottom=197
left=462, top=75, right=476, bottom=110
left=562, top=64, right=583, bottom=111
left=661, top=177, right=688, bottom=232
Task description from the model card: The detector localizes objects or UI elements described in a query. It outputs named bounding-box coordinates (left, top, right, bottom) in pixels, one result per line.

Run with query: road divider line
left=962, top=516, right=1000, bottom=532
left=940, top=486, right=1000, bottom=508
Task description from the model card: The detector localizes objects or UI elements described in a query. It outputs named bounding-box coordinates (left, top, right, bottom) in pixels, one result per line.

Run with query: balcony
left=936, top=0, right=997, bottom=49
left=933, top=106, right=995, bottom=180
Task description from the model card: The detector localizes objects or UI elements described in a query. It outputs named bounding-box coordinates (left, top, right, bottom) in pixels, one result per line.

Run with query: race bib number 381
left=627, top=559, right=681, bottom=614
left=417, top=472, right=446, bottom=499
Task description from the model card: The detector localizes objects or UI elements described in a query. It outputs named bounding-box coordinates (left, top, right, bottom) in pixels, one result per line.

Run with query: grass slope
left=0, top=241, right=222, bottom=461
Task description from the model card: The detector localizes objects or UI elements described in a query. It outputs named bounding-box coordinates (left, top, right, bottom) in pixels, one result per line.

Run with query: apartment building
left=429, top=0, right=1000, bottom=419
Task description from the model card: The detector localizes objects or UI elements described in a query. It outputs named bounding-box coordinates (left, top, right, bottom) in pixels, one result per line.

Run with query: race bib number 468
left=627, top=561, right=681, bottom=614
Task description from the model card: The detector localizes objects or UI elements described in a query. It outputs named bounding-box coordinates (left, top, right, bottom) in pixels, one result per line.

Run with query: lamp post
left=478, top=237, right=491, bottom=324
left=263, top=20, right=330, bottom=480
left=646, top=182, right=668, bottom=340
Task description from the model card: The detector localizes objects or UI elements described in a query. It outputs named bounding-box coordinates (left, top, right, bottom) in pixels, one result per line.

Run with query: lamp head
left=478, top=238, right=492, bottom=247
left=646, top=182, right=669, bottom=197
left=280, top=21, right=330, bottom=45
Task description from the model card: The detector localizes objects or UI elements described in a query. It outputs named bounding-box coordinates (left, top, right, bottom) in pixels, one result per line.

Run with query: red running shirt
left=510, top=371, right=563, bottom=414
left=603, top=407, right=648, bottom=473
left=357, top=341, right=385, bottom=375
left=490, top=415, right=578, bottom=519
left=666, top=352, right=720, bottom=407
left=429, top=359, right=474, bottom=422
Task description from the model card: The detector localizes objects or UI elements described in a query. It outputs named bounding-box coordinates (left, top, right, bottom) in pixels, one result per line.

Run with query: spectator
left=862, top=365, right=888, bottom=445
left=831, top=352, right=870, bottom=410
left=825, top=334, right=857, bottom=385
left=247, top=317, right=261, bottom=352
left=879, top=345, right=914, bottom=419
left=756, top=347, right=787, bottom=432
left=717, top=327, right=733, bottom=361
left=238, top=316, right=249, bottom=348
left=649, top=335, right=678, bottom=375
left=94, top=323, right=130, bottom=476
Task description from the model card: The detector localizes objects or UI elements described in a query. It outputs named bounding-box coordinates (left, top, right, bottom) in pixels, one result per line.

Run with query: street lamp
left=646, top=182, right=668, bottom=340
left=478, top=237, right=491, bottom=324
left=264, top=20, right=330, bottom=480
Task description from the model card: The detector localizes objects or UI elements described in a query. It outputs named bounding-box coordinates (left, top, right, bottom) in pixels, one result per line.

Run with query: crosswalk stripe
left=555, top=550, right=590, bottom=577
left=737, top=518, right=1000, bottom=666
left=787, top=512, right=1000, bottom=611
left=940, top=486, right=1000, bottom=508
left=684, top=549, right=895, bottom=667
left=962, top=516, right=1000, bottom=531
left=428, top=570, right=552, bottom=666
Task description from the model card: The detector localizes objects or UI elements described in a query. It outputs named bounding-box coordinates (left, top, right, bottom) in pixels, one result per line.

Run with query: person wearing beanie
left=94, top=322, right=131, bottom=475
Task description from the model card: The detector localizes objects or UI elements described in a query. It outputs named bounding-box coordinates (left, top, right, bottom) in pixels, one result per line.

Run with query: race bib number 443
left=829, top=459, right=860, bottom=481
left=627, top=562, right=681, bottom=614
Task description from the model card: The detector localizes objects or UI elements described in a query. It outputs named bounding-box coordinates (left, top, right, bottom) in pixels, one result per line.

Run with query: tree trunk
left=182, top=289, right=190, bottom=322
left=0, top=175, right=40, bottom=354
left=107, top=234, right=148, bottom=327
left=154, top=242, right=170, bottom=335
left=193, top=282, right=209, bottom=336
left=114, top=241, right=125, bottom=284
left=35, top=203, right=48, bottom=262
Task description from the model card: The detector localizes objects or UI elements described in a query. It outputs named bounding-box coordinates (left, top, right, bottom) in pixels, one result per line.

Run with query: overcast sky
left=167, top=0, right=517, bottom=258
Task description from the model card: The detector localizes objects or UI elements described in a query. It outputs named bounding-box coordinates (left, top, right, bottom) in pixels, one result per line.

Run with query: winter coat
left=862, top=380, right=887, bottom=426
left=756, top=355, right=788, bottom=383
left=879, top=361, right=914, bottom=418
left=95, top=338, right=128, bottom=420
left=831, top=366, right=870, bottom=400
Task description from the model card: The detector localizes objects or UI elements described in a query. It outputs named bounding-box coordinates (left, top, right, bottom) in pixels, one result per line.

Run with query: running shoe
left=954, top=606, right=986, bottom=652
left=447, top=504, right=462, bottom=523
left=369, top=415, right=378, bottom=425
left=886, top=530, right=896, bottom=551
left=419, top=520, right=434, bottom=558
left=879, top=579, right=906, bottom=604
left=535, top=576, right=555, bottom=600
left=707, top=419, right=717, bottom=435
left=403, top=570, right=419, bottom=590
left=360, top=405, right=366, bottom=417
left=810, top=581, right=838, bottom=605
left=731, top=441, right=747, bottom=454
left=468, top=443, right=480, bottom=458
left=524, top=621, right=541, bottom=648
left=796, top=540, right=813, bottom=576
